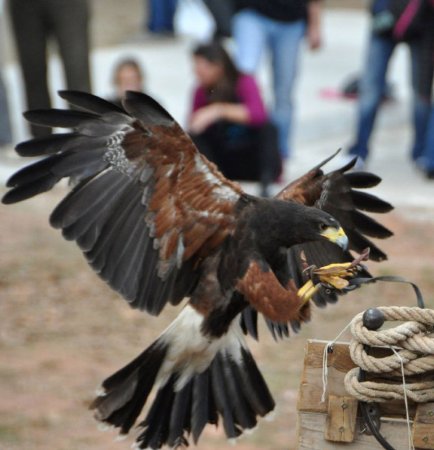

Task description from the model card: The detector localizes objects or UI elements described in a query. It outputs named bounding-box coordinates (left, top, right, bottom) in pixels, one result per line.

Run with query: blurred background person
left=0, top=0, right=12, bottom=152
left=189, top=41, right=281, bottom=197
left=0, top=72, right=12, bottom=152
left=232, top=0, right=323, bottom=163
left=346, top=0, right=434, bottom=167
left=146, top=0, right=177, bottom=36
left=109, top=58, right=146, bottom=108
left=8, top=0, right=91, bottom=137
left=418, top=79, right=434, bottom=179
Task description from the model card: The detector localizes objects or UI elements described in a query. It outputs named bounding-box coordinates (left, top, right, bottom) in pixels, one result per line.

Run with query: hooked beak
left=320, top=226, right=349, bottom=251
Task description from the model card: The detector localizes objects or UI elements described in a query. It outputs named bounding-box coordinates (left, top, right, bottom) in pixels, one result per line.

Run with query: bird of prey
left=2, top=91, right=393, bottom=449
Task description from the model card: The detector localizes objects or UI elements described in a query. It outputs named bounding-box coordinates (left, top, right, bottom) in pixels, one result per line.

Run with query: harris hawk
left=2, top=91, right=393, bottom=449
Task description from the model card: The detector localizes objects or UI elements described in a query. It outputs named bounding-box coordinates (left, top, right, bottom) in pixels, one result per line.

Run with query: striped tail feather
left=135, top=347, right=275, bottom=449
left=91, top=307, right=275, bottom=449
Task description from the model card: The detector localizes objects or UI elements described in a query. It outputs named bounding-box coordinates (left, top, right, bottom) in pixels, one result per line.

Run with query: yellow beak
left=320, top=226, right=349, bottom=250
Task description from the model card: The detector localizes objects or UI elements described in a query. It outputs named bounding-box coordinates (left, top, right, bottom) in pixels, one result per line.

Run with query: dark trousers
left=0, top=73, right=12, bottom=145
left=147, top=0, right=178, bottom=33
left=191, top=121, right=281, bottom=196
left=202, top=0, right=234, bottom=38
left=9, top=0, right=91, bottom=137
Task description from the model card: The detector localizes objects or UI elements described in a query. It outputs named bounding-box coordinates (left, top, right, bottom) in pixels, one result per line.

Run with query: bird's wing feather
left=3, top=90, right=244, bottom=315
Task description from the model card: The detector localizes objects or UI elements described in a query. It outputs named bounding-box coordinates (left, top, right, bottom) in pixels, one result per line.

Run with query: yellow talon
left=311, top=262, right=357, bottom=289
left=297, top=279, right=320, bottom=306
left=298, top=262, right=359, bottom=307
left=313, top=262, right=353, bottom=276
left=297, top=249, right=369, bottom=307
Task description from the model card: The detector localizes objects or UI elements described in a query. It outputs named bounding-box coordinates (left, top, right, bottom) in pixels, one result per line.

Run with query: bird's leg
left=298, top=248, right=370, bottom=305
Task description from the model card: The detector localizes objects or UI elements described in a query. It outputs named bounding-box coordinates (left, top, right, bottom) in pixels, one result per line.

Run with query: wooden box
left=296, top=340, right=434, bottom=449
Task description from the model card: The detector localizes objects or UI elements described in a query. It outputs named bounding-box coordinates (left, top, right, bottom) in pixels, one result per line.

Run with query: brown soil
left=1, top=187, right=433, bottom=450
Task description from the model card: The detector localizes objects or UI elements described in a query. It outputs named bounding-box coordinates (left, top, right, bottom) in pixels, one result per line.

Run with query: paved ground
left=1, top=8, right=433, bottom=215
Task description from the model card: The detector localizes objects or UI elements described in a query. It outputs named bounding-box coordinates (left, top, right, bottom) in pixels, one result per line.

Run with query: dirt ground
left=1, top=185, right=433, bottom=450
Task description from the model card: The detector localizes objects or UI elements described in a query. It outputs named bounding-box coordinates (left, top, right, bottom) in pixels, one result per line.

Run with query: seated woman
left=189, top=41, right=281, bottom=197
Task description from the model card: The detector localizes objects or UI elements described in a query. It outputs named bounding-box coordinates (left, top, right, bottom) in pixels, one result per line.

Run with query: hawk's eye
left=319, top=222, right=328, bottom=232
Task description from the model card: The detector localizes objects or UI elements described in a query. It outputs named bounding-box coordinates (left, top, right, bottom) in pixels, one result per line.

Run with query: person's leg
left=0, top=74, right=12, bottom=146
left=256, top=122, right=281, bottom=197
left=420, top=103, right=434, bottom=176
left=148, top=0, right=161, bottom=32
left=49, top=0, right=91, bottom=93
left=166, top=0, right=178, bottom=32
left=268, top=19, right=305, bottom=159
left=203, top=0, right=234, bottom=38
left=232, top=9, right=267, bottom=74
left=409, top=30, right=434, bottom=161
left=9, top=0, right=51, bottom=137
left=148, top=0, right=175, bottom=33
left=348, top=33, right=395, bottom=161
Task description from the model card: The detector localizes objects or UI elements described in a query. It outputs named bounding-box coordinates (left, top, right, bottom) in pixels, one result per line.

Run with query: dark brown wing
left=2, top=90, right=243, bottom=315
left=276, top=152, right=393, bottom=261
left=241, top=152, right=393, bottom=340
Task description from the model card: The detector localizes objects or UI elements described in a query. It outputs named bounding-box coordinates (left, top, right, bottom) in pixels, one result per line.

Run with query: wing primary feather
left=114, top=230, right=149, bottom=300
left=351, top=210, right=394, bottom=238
left=74, top=198, right=120, bottom=251
left=51, top=148, right=107, bottom=177
left=351, top=190, right=393, bottom=213
left=97, top=191, right=142, bottom=279
left=107, top=204, right=150, bottom=300
left=99, top=197, right=144, bottom=280
left=58, top=90, right=126, bottom=114
left=24, top=109, right=100, bottom=128
left=50, top=170, right=124, bottom=229
left=6, top=154, right=63, bottom=188
left=309, top=148, right=344, bottom=172
left=123, top=90, right=175, bottom=126
left=85, top=180, right=139, bottom=269
left=15, top=133, right=78, bottom=157
left=345, top=171, right=381, bottom=188
left=346, top=229, right=388, bottom=261
left=2, top=173, right=59, bottom=204
left=338, top=155, right=358, bottom=172
left=133, top=248, right=164, bottom=313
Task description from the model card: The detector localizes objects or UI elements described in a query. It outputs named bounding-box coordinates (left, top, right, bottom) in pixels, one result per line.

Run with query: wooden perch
left=297, top=340, right=434, bottom=449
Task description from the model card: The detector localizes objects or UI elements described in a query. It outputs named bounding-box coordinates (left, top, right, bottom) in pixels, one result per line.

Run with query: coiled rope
left=344, top=306, right=434, bottom=403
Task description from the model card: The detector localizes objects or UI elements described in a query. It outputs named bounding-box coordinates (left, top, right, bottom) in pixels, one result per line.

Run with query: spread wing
left=277, top=151, right=393, bottom=261
left=241, top=151, right=394, bottom=340
left=3, top=90, right=244, bottom=315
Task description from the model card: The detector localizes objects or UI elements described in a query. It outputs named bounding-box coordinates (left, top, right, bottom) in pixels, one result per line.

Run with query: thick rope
left=344, top=306, right=434, bottom=403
